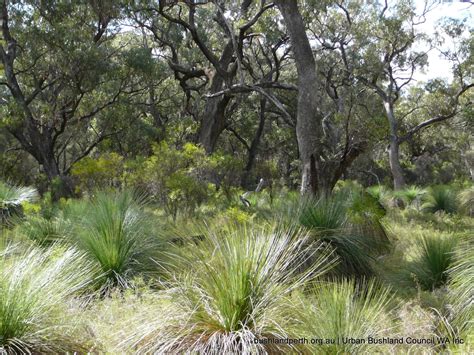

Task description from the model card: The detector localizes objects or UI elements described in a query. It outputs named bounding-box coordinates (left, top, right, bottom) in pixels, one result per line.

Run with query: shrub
left=71, top=152, right=124, bottom=194
left=121, top=224, right=335, bottom=353
left=409, top=233, right=458, bottom=290
left=299, top=279, right=393, bottom=354
left=0, top=245, right=95, bottom=353
left=71, top=190, right=162, bottom=290
left=422, top=185, right=457, bottom=214
left=0, top=182, right=38, bottom=224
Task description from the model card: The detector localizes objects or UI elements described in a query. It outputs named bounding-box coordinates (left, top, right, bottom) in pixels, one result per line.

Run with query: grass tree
left=299, top=279, right=393, bottom=353
left=409, top=233, right=458, bottom=290
left=394, top=186, right=427, bottom=209
left=297, top=192, right=390, bottom=277
left=422, top=186, right=458, bottom=214
left=448, top=239, right=473, bottom=339
left=71, top=190, right=163, bottom=290
left=121, top=224, right=336, bottom=353
left=0, top=182, right=38, bottom=224
left=0, top=245, right=95, bottom=353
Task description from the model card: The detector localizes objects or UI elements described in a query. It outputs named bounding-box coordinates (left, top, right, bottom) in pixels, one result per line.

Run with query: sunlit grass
left=70, top=190, right=164, bottom=290
left=0, top=245, right=95, bottom=353
left=299, top=279, right=394, bottom=354
left=121, top=223, right=336, bottom=353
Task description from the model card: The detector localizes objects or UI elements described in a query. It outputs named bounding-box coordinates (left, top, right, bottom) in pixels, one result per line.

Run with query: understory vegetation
left=0, top=0, right=472, bottom=353
left=0, top=182, right=472, bottom=354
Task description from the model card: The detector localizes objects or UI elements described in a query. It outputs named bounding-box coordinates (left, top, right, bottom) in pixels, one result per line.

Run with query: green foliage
left=71, top=190, right=162, bottom=290
left=458, top=185, right=474, bottom=216
left=300, top=279, right=393, bottom=354
left=297, top=193, right=390, bottom=277
left=0, top=245, right=95, bottom=353
left=394, top=185, right=427, bottom=208
left=71, top=153, right=124, bottom=194
left=17, top=215, right=70, bottom=246
left=126, top=142, right=242, bottom=219
left=123, top=224, right=335, bottom=353
left=422, top=185, right=458, bottom=214
left=409, top=233, right=458, bottom=290
left=366, top=185, right=390, bottom=208
left=448, top=239, right=473, bottom=337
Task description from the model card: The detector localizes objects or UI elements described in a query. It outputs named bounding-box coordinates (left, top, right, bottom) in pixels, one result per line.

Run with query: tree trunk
left=198, top=82, right=231, bottom=153
left=275, top=0, right=324, bottom=195
left=241, top=98, right=267, bottom=188
left=383, top=101, right=405, bottom=190
left=198, top=43, right=235, bottom=154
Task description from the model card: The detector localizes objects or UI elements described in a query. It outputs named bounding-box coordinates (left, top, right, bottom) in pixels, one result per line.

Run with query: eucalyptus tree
left=131, top=0, right=283, bottom=154
left=316, top=0, right=473, bottom=189
left=0, top=1, right=144, bottom=196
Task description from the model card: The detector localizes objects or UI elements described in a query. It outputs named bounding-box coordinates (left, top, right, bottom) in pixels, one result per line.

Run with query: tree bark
left=383, top=101, right=406, bottom=190
left=198, top=43, right=235, bottom=153
left=275, top=0, right=324, bottom=195
left=241, top=98, right=267, bottom=188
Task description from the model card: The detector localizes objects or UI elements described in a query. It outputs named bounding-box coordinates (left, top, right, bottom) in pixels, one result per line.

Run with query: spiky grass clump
left=448, top=240, right=473, bottom=337
left=298, top=194, right=389, bottom=277
left=72, top=190, right=161, bottom=290
left=18, top=215, right=70, bottom=246
left=0, top=182, right=38, bottom=224
left=366, top=185, right=390, bottom=207
left=122, top=224, right=335, bottom=354
left=0, top=245, right=95, bottom=353
left=458, top=185, right=474, bottom=216
left=394, top=185, right=426, bottom=209
left=409, top=233, right=458, bottom=290
left=299, top=279, right=393, bottom=354
left=422, top=186, right=457, bottom=214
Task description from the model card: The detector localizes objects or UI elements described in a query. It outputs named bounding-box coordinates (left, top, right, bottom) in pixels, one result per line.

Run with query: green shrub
left=71, top=190, right=163, bottom=290
left=422, top=185, right=457, bottom=214
left=71, top=152, right=124, bottom=194
left=299, top=279, right=393, bottom=354
left=0, top=245, right=95, bottom=353
left=366, top=185, right=390, bottom=208
left=121, top=224, right=335, bottom=353
left=409, top=233, right=458, bottom=290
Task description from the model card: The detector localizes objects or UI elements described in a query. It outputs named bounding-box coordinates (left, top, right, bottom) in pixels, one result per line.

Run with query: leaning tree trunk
left=275, top=0, right=325, bottom=195
left=383, top=101, right=405, bottom=190
left=198, top=76, right=231, bottom=153
left=198, top=43, right=235, bottom=154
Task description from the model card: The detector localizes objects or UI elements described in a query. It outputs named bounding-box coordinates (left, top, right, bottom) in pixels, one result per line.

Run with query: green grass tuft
left=121, top=224, right=336, bottom=353
left=71, top=190, right=164, bottom=290
left=422, top=185, right=458, bottom=214
left=409, top=233, right=458, bottom=290
left=297, top=193, right=390, bottom=277
left=299, top=279, right=393, bottom=354
left=0, top=245, right=95, bottom=353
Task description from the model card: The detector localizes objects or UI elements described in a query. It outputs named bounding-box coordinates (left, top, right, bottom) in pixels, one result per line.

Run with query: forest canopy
left=0, top=0, right=471, bottom=198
